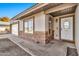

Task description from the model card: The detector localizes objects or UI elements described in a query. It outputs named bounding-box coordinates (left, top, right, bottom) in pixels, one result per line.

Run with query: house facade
left=10, top=3, right=79, bottom=55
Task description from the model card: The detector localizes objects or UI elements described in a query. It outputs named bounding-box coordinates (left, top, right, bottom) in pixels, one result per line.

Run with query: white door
left=12, top=23, right=18, bottom=36
left=61, top=16, right=73, bottom=41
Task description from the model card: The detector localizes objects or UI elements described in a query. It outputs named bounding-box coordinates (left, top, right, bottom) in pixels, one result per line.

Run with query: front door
left=60, top=16, right=73, bottom=41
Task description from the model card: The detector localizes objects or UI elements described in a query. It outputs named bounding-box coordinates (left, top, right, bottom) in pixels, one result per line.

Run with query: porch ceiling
left=50, top=6, right=77, bottom=17
left=16, top=3, right=62, bottom=20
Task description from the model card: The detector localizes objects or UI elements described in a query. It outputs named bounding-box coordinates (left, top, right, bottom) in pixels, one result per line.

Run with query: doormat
left=66, top=47, right=78, bottom=56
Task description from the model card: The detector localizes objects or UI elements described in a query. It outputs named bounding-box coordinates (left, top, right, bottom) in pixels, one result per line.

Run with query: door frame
left=59, top=15, right=75, bottom=43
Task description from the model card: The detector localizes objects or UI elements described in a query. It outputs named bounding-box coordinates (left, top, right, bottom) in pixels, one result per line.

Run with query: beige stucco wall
left=75, top=5, right=79, bottom=55
left=45, top=14, right=50, bottom=31
left=34, top=12, right=46, bottom=32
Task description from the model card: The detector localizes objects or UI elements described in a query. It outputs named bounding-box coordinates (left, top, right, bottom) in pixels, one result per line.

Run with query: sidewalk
left=0, top=34, right=75, bottom=56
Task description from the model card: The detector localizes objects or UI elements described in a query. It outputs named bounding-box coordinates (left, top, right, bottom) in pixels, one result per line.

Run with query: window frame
left=24, top=17, right=34, bottom=34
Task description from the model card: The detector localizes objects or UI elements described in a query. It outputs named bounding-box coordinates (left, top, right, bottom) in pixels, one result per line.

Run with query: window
left=63, top=21, right=70, bottom=29
left=24, top=19, right=33, bottom=33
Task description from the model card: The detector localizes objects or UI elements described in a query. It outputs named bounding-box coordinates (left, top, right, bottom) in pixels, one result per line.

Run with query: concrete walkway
left=0, top=34, right=75, bottom=56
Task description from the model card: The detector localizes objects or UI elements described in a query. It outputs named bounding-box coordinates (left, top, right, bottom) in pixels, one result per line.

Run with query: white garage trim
left=11, top=21, right=19, bottom=36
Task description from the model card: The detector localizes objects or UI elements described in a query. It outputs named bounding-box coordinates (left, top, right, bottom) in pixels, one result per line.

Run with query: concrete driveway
left=0, top=38, right=31, bottom=56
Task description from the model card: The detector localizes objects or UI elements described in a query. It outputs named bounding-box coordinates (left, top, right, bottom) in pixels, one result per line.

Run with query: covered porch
left=44, top=4, right=77, bottom=43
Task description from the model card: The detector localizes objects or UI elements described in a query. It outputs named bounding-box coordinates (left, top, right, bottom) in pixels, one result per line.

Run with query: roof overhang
left=11, top=3, right=62, bottom=20
left=11, top=3, right=77, bottom=20
left=49, top=5, right=77, bottom=17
